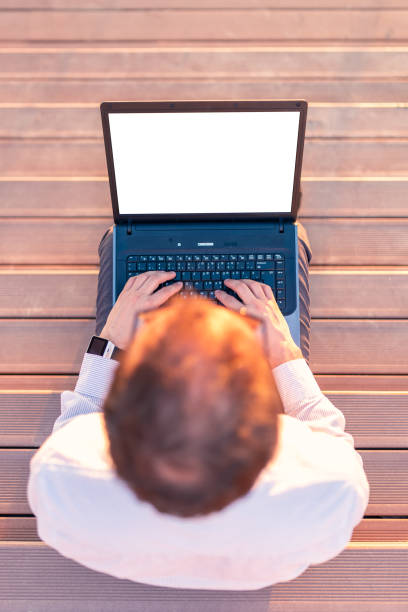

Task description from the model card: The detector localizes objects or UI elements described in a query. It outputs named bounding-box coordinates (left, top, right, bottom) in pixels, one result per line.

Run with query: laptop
left=100, top=99, right=308, bottom=347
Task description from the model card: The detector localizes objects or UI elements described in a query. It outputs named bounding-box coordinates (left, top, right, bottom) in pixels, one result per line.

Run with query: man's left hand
left=100, top=271, right=182, bottom=350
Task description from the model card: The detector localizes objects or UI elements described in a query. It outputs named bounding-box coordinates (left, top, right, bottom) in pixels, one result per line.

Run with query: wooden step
left=1, top=318, right=407, bottom=374
left=2, top=104, right=408, bottom=139
left=2, top=178, right=408, bottom=218
left=1, top=388, right=407, bottom=448
left=1, top=47, right=408, bottom=78
left=1, top=218, right=408, bottom=265
left=1, top=9, right=408, bottom=42
left=0, top=542, right=406, bottom=611
left=1, top=267, right=407, bottom=318
left=3, top=1, right=408, bottom=9
left=2, top=516, right=407, bottom=543
left=1, top=449, right=408, bottom=515
left=2, top=374, right=408, bottom=392
left=1, top=79, right=408, bottom=104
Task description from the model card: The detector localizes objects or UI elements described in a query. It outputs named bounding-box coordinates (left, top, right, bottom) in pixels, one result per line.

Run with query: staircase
left=1, top=1, right=408, bottom=610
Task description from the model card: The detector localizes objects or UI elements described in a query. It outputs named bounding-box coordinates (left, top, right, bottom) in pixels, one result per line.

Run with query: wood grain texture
left=2, top=1, right=408, bottom=8
left=0, top=319, right=406, bottom=374
left=0, top=545, right=407, bottom=612
left=1, top=10, right=408, bottom=42
left=0, top=449, right=406, bottom=514
left=2, top=105, right=408, bottom=138
left=1, top=79, right=408, bottom=104
left=2, top=179, right=408, bottom=218
left=1, top=389, right=407, bottom=448
left=2, top=140, right=408, bottom=177
left=2, top=48, right=408, bottom=78
left=2, top=517, right=406, bottom=543
left=2, top=267, right=408, bottom=318
left=2, top=374, right=408, bottom=392
left=2, top=218, right=408, bottom=265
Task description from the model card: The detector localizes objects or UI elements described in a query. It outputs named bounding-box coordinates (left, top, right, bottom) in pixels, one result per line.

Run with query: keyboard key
left=276, top=261, right=284, bottom=270
left=214, top=281, right=223, bottom=290
left=176, top=255, right=184, bottom=262
left=276, top=280, right=285, bottom=289
left=212, top=255, right=220, bottom=261
left=261, top=271, right=275, bottom=288
left=206, top=262, right=216, bottom=271
left=248, top=254, right=255, bottom=260
left=256, top=261, right=274, bottom=270
left=202, top=255, right=211, bottom=262
left=236, top=261, right=246, bottom=270
left=157, top=262, right=167, bottom=271
left=211, top=272, right=221, bottom=280
left=245, top=261, right=255, bottom=270
left=220, top=254, right=229, bottom=261
left=187, top=262, right=196, bottom=271
left=274, top=254, right=284, bottom=260
left=148, top=262, right=156, bottom=271
left=128, top=263, right=137, bottom=272
left=265, top=254, right=273, bottom=260
left=197, top=262, right=206, bottom=271
left=157, top=255, right=165, bottom=262
left=257, top=254, right=265, bottom=260
left=182, top=272, right=191, bottom=281
left=185, top=254, right=193, bottom=261
left=202, top=272, right=211, bottom=281
left=194, top=282, right=203, bottom=290
left=193, top=255, right=201, bottom=261
left=277, top=289, right=285, bottom=299
left=226, top=262, right=235, bottom=271
left=230, top=271, right=240, bottom=279
left=140, top=255, right=148, bottom=262
left=128, top=255, right=138, bottom=261
left=137, top=262, right=147, bottom=271
left=238, top=255, right=246, bottom=261
left=276, top=270, right=284, bottom=279
left=216, top=262, right=226, bottom=271
left=176, top=262, right=186, bottom=271
left=204, top=281, right=213, bottom=290
left=148, top=255, right=156, bottom=261
left=192, top=272, right=201, bottom=281
left=250, top=271, right=261, bottom=280
left=166, top=255, right=174, bottom=262
left=277, top=299, right=286, bottom=310
left=229, top=254, right=237, bottom=261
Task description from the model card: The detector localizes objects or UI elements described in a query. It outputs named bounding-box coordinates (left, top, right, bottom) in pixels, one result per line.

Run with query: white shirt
left=27, top=354, right=369, bottom=591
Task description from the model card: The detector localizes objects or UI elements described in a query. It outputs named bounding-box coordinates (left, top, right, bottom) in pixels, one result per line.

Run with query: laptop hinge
left=278, top=218, right=284, bottom=233
left=127, top=219, right=132, bottom=235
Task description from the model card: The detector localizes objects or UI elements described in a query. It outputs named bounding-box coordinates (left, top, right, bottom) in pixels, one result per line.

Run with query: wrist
left=269, top=341, right=303, bottom=370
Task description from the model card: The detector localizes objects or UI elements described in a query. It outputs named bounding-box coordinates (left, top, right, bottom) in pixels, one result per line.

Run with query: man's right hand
left=215, top=278, right=303, bottom=370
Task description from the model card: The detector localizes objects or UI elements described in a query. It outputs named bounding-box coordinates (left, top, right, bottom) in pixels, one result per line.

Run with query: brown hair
left=103, top=296, right=282, bottom=518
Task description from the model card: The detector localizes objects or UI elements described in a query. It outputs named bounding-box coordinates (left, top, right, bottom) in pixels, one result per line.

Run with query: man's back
left=28, top=357, right=369, bottom=590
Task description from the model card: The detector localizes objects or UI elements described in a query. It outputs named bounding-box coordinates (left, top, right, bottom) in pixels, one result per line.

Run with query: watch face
left=87, top=336, right=108, bottom=356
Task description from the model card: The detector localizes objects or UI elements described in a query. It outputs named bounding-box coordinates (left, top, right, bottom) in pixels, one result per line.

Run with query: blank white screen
left=109, top=111, right=300, bottom=215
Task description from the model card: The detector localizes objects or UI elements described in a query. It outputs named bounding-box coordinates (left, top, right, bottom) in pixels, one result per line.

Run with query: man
left=27, top=223, right=369, bottom=591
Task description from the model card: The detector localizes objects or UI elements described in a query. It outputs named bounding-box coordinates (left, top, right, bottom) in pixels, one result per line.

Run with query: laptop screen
left=108, top=110, right=301, bottom=217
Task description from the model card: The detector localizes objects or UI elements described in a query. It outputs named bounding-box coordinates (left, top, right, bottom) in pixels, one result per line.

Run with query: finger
left=145, top=281, right=183, bottom=309
left=237, top=278, right=267, bottom=300
left=223, top=278, right=258, bottom=304
left=214, top=289, right=244, bottom=311
left=133, top=270, right=177, bottom=293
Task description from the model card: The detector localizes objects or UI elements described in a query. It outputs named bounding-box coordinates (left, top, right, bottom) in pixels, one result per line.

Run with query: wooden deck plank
left=1, top=267, right=408, bottom=318
left=3, top=1, right=408, bottom=9
left=1, top=48, right=408, bottom=78
left=2, top=178, right=408, bottom=218
left=0, top=79, right=407, bottom=104
left=1, top=389, right=407, bottom=448
left=1, top=10, right=408, bottom=42
left=1, top=449, right=408, bottom=515
left=2, top=517, right=407, bottom=543
left=2, top=140, right=408, bottom=177
left=2, top=218, right=408, bottom=266
left=2, top=374, right=408, bottom=392
left=0, top=318, right=406, bottom=374
left=2, top=105, right=408, bottom=139
left=0, top=544, right=407, bottom=611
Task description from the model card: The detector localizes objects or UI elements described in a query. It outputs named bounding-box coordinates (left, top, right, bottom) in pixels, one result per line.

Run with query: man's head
left=103, top=296, right=282, bottom=518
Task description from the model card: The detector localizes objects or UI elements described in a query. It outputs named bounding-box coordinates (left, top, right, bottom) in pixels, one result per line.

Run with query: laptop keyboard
left=127, top=252, right=286, bottom=311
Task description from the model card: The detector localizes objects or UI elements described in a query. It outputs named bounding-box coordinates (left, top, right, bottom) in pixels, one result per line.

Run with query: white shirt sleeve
left=272, top=358, right=370, bottom=533
left=52, top=352, right=119, bottom=434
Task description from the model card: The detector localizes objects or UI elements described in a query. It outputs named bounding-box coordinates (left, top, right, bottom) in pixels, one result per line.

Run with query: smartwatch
left=86, top=335, right=122, bottom=361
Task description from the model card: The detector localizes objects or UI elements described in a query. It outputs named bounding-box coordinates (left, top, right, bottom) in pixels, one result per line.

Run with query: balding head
left=103, top=295, right=282, bottom=517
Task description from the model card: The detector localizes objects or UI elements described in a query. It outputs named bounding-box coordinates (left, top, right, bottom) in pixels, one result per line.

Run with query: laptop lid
left=100, top=100, right=308, bottom=224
